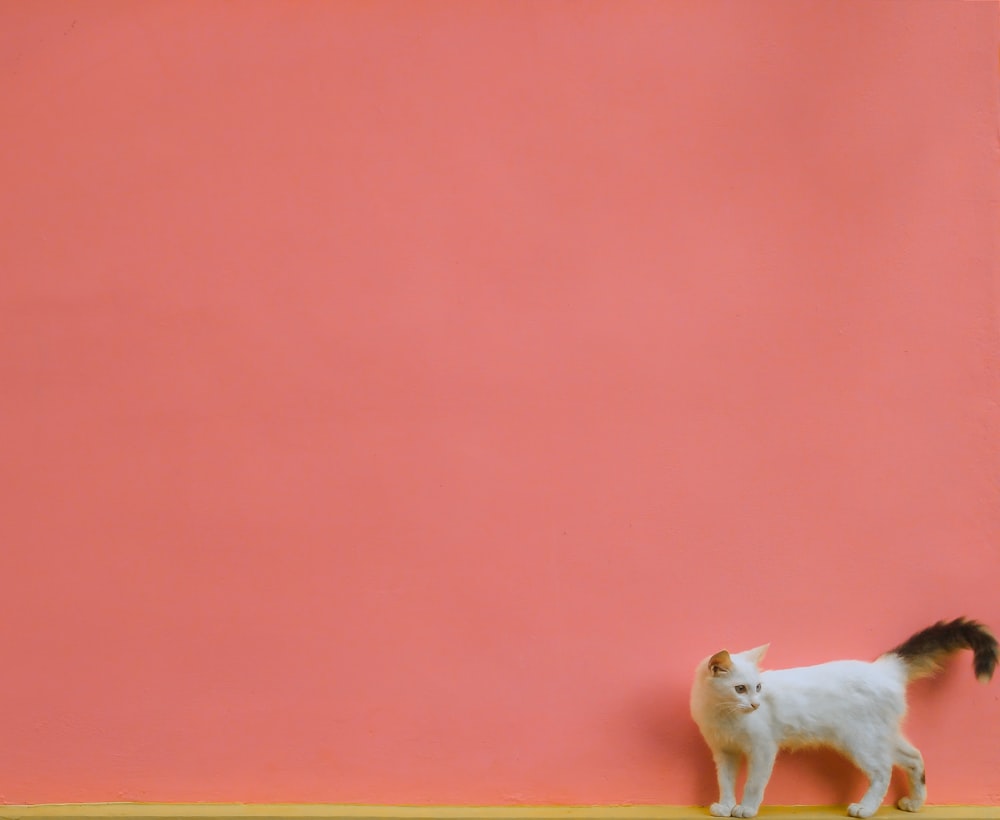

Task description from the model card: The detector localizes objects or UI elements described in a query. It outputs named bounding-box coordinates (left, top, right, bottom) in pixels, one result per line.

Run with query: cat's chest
left=708, top=713, right=767, bottom=751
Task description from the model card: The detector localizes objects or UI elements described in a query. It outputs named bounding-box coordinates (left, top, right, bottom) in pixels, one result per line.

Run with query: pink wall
left=1, top=0, right=999, bottom=808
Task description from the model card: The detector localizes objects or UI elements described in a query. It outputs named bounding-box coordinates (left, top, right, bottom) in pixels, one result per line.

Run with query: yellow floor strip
left=0, top=806, right=996, bottom=820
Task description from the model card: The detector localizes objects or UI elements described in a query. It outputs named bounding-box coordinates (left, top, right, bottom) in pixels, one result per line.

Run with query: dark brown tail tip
left=967, top=620, right=998, bottom=682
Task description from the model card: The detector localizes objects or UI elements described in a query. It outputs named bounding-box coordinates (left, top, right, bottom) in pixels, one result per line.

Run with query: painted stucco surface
left=1, top=0, right=998, bottom=808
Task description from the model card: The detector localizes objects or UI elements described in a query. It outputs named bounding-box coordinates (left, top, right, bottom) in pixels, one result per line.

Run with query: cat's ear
left=708, top=650, right=732, bottom=677
left=744, top=644, right=770, bottom=665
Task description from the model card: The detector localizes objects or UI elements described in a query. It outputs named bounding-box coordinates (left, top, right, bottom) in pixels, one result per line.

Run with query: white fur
left=690, top=646, right=926, bottom=818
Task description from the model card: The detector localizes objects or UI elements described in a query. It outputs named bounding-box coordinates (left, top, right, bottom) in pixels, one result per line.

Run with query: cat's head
left=694, top=644, right=768, bottom=715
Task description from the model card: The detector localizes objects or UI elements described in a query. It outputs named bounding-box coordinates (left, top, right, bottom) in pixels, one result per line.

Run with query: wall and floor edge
left=0, top=807, right=997, bottom=820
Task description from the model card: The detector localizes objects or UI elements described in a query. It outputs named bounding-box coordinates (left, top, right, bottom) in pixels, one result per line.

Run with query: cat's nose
left=750, top=702, right=759, bottom=710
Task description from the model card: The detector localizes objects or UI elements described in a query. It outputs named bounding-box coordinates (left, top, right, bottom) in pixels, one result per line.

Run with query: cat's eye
left=735, top=685, right=747, bottom=694
left=756, top=683, right=761, bottom=692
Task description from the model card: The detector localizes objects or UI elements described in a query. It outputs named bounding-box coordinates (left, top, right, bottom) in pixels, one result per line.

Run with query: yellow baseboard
left=0, top=806, right=996, bottom=820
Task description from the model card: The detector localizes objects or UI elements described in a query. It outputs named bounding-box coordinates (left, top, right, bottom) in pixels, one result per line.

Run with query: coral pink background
left=2, top=0, right=999, bottom=808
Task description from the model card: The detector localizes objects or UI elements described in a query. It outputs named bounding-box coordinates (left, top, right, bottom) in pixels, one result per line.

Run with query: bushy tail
left=887, top=617, right=998, bottom=683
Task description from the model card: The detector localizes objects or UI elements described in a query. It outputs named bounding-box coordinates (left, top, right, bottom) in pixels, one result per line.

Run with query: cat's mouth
left=718, top=703, right=757, bottom=717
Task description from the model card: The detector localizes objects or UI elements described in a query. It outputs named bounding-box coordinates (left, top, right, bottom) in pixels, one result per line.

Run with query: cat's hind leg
left=845, top=748, right=893, bottom=819
left=894, top=737, right=926, bottom=813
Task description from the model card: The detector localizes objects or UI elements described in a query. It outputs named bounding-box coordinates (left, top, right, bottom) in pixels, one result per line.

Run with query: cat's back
left=765, top=657, right=902, bottom=691
left=763, top=657, right=906, bottom=728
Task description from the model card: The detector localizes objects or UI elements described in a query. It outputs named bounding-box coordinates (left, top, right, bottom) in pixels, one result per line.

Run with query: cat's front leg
left=710, top=750, right=739, bottom=816
left=733, top=742, right=777, bottom=819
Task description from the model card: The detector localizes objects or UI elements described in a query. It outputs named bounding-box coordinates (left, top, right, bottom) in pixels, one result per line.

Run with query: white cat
left=690, top=617, right=997, bottom=819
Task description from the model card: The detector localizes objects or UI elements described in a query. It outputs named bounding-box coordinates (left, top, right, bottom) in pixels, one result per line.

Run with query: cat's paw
left=709, top=803, right=735, bottom=817
left=847, top=803, right=876, bottom=818
left=731, top=806, right=757, bottom=818
left=897, top=797, right=923, bottom=813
